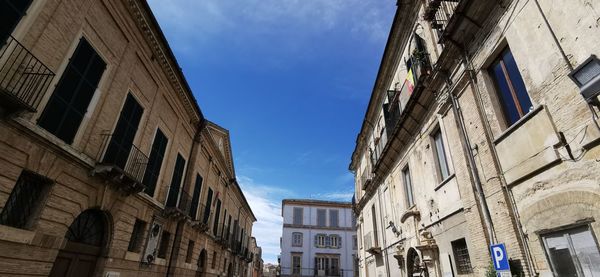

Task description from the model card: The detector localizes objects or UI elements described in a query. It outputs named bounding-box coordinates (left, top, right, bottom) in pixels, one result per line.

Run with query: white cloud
left=311, top=190, right=354, bottom=202
left=237, top=175, right=294, bottom=264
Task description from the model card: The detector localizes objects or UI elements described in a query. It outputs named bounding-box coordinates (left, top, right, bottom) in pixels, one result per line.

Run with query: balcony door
left=103, top=93, right=143, bottom=169
left=0, top=0, right=33, bottom=44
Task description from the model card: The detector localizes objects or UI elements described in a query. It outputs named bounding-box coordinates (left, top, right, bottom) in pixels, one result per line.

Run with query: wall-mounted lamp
left=569, top=55, right=600, bottom=105
left=387, top=221, right=401, bottom=237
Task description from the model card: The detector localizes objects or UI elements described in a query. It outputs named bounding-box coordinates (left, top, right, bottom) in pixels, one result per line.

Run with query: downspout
left=376, top=187, right=392, bottom=277
left=449, top=91, right=496, bottom=245
left=166, top=119, right=207, bottom=277
left=459, top=48, right=538, bottom=275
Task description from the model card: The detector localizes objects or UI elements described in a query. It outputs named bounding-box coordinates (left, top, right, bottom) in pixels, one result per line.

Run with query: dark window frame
left=451, top=238, right=473, bottom=274
left=431, top=127, right=450, bottom=181
left=142, top=128, right=168, bottom=197
left=488, top=47, right=533, bottom=127
left=0, top=170, right=52, bottom=229
left=128, top=219, right=146, bottom=253
left=157, top=230, right=171, bottom=259
left=186, top=240, right=195, bottom=263
left=37, top=37, right=106, bottom=144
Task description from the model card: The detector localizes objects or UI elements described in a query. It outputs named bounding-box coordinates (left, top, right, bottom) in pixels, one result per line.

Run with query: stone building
left=0, top=0, right=257, bottom=276
left=350, top=0, right=600, bottom=276
left=280, top=199, right=357, bottom=277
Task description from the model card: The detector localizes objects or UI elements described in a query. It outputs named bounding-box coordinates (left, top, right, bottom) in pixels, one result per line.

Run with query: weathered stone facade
left=0, top=0, right=257, bottom=276
left=351, top=0, right=600, bottom=276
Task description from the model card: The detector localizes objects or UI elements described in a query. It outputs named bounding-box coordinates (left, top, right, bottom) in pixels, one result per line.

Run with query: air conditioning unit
left=142, top=221, right=163, bottom=264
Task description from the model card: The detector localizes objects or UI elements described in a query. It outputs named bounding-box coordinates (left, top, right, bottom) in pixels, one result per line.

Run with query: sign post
left=490, top=243, right=511, bottom=277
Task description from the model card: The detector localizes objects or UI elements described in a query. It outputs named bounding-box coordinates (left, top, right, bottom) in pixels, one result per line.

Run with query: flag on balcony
left=406, top=68, right=415, bottom=95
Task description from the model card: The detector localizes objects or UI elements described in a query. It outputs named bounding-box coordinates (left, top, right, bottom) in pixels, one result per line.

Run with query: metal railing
left=166, top=187, right=192, bottom=214
left=360, top=167, right=373, bottom=190
left=0, top=35, right=54, bottom=112
left=97, top=133, right=148, bottom=183
left=423, top=0, right=460, bottom=41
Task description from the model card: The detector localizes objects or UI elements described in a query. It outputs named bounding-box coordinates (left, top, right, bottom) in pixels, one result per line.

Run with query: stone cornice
left=126, top=0, right=202, bottom=124
left=283, top=224, right=354, bottom=232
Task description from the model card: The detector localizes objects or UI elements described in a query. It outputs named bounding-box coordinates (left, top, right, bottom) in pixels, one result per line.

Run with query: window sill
left=124, top=251, right=141, bottom=261
left=0, top=224, right=35, bottom=244
left=12, top=117, right=96, bottom=167
left=494, top=105, right=544, bottom=144
left=434, top=173, right=455, bottom=191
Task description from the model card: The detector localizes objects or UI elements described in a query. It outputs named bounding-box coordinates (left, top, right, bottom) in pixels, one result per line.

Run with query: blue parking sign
left=490, top=243, right=510, bottom=271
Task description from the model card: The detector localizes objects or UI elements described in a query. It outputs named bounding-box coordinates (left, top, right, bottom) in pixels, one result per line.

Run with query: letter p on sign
left=490, top=243, right=510, bottom=271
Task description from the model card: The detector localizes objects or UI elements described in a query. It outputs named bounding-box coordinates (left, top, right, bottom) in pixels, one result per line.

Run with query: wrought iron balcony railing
left=360, top=167, right=373, bottom=190
left=165, top=187, right=192, bottom=218
left=92, top=134, right=148, bottom=195
left=423, top=0, right=460, bottom=42
left=0, top=35, right=54, bottom=114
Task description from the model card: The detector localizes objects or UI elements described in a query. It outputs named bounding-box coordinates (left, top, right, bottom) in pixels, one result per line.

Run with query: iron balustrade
left=424, top=0, right=460, bottom=42
left=166, top=187, right=192, bottom=214
left=97, top=133, right=148, bottom=184
left=360, top=166, right=373, bottom=190
left=0, top=35, right=54, bottom=112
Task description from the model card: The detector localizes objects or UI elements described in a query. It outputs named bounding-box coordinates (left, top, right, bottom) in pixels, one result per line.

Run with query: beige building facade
left=0, top=0, right=257, bottom=277
left=351, top=0, right=600, bottom=276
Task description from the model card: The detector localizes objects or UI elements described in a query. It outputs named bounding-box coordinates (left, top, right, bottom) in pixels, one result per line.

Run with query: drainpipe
left=458, top=49, right=538, bottom=275
left=376, top=187, right=392, bottom=277
left=449, top=92, right=496, bottom=245
left=166, top=119, right=207, bottom=277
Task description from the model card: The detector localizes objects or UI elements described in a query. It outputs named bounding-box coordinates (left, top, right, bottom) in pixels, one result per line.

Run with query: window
left=0, top=0, right=33, bottom=43
left=128, top=219, right=146, bottom=252
left=189, top=174, right=203, bottom=219
left=38, top=37, right=106, bottom=144
left=0, top=170, right=52, bottom=229
left=211, top=251, right=218, bottom=269
left=353, top=235, right=358, bottom=250
left=432, top=128, right=450, bottom=181
left=489, top=47, right=533, bottom=126
left=165, top=154, right=186, bottom=208
left=315, top=256, right=339, bottom=276
left=157, top=231, right=170, bottom=258
left=402, top=166, right=414, bottom=207
left=317, top=209, right=326, bottom=227
left=292, top=254, right=302, bottom=275
left=542, top=225, right=600, bottom=276
left=186, top=240, right=195, bottom=263
left=213, top=198, right=221, bottom=235
left=292, top=232, right=303, bottom=247
left=142, top=128, right=168, bottom=197
left=203, top=188, right=213, bottom=224
left=371, top=205, right=379, bottom=244
left=102, top=93, right=144, bottom=169
left=293, top=207, right=303, bottom=225
left=329, top=210, right=339, bottom=227
left=329, top=235, right=341, bottom=248
left=315, top=234, right=327, bottom=248
left=451, top=238, right=473, bottom=274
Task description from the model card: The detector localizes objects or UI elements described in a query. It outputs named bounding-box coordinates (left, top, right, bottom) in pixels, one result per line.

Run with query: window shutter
left=325, top=235, right=331, bottom=247
left=338, top=236, right=342, bottom=249
left=314, top=235, right=318, bottom=247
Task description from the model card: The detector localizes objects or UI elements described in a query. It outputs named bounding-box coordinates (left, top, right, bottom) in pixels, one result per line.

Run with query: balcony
left=164, top=188, right=191, bottom=220
left=364, top=231, right=381, bottom=255
left=190, top=204, right=210, bottom=232
left=0, top=35, right=55, bottom=115
left=360, top=168, right=373, bottom=191
left=92, top=134, right=148, bottom=195
left=423, top=0, right=460, bottom=43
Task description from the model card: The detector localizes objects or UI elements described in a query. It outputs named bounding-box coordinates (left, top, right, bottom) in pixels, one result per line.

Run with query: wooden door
left=49, top=210, right=105, bottom=277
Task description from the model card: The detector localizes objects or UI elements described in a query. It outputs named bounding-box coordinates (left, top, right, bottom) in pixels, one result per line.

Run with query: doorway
left=49, top=209, right=108, bottom=277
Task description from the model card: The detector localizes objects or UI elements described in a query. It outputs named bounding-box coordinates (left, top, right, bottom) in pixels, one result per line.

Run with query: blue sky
left=147, top=0, right=395, bottom=264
